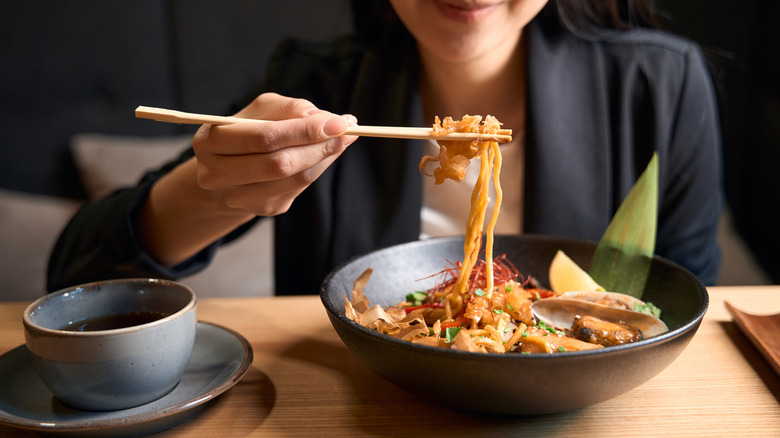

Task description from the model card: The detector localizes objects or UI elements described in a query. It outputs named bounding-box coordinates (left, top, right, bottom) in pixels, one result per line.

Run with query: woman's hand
left=192, top=92, right=358, bottom=216
left=137, top=93, right=357, bottom=266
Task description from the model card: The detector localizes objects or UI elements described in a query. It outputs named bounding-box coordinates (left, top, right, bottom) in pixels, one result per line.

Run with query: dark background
left=1, top=1, right=777, bottom=282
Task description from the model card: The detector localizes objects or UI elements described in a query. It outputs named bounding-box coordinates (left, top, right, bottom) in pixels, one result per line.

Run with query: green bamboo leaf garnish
left=589, top=153, right=659, bottom=298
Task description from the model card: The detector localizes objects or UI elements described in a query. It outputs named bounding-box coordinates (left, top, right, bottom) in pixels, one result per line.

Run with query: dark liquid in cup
left=61, top=311, right=170, bottom=331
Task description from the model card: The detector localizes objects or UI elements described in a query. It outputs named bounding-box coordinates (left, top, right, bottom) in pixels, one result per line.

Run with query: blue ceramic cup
left=23, top=278, right=197, bottom=411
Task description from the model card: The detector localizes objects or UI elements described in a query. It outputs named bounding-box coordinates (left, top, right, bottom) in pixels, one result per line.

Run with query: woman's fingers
left=206, top=136, right=351, bottom=185
left=189, top=93, right=359, bottom=216
left=197, top=111, right=353, bottom=156
left=215, top=156, right=340, bottom=216
left=234, top=93, right=322, bottom=120
left=194, top=114, right=357, bottom=186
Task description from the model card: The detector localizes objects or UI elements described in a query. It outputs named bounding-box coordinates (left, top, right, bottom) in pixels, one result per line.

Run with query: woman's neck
left=418, top=33, right=527, bottom=134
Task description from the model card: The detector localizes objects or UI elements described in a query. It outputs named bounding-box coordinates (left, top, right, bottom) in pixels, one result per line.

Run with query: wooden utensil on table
left=135, top=106, right=513, bottom=143
left=725, top=301, right=780, bottom=377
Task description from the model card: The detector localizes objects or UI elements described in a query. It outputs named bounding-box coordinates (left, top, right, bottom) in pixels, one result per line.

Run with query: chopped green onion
left=445, top=327, right=463, bottom=343
left=537, top=321, right=564, bottom=335
left=522, top=331, right=529, bottom=337
left=405, top=291, right=427, bottom=306
left=507, top=304, right=514, bottom=311
left=557, top=346, right=567, bottom=352
left=493, top=308, right=504, bottom=315
left=474, top=289, right=486, bottom=297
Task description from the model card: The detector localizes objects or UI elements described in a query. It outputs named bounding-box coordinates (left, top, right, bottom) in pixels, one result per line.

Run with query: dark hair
left=552, top=0, right=658, bottom=35
left=351, top=0, right=659, bottom=43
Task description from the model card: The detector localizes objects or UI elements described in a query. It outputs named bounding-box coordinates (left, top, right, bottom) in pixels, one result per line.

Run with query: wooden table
left=1, top=286, right=778, bottom=437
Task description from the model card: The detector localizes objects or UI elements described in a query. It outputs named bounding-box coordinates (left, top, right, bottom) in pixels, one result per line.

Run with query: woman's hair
left=552, top=0, right=658, bottom=35
left=351, top=0, right=659, bottom=43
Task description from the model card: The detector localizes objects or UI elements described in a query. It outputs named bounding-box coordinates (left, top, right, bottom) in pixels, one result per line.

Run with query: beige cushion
left=0, top=189, right=81, bottom=300
left=71, top=133, right=191, bottom=200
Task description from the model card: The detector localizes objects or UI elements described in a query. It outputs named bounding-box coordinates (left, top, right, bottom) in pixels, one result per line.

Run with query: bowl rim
left=320, top=234, right=709, bottom=360
left=23, top=278, right=197, bottom=337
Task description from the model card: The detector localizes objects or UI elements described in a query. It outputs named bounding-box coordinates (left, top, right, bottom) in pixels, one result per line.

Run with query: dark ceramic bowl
left=320, top=234, right=708, bottom=415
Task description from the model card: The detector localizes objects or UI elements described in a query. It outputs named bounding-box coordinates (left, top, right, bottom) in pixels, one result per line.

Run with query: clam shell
left=560, top=290, right=646, bottom=309
left=531, top=297, right=668, bottom=338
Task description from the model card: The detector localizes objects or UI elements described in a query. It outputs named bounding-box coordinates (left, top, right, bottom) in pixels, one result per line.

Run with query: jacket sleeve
left=46, top=148, right=257, bottom=292
left=654, top=43, right=724, bottom=285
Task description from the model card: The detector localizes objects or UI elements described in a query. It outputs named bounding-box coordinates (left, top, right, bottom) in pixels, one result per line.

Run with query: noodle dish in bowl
left=320, top=234, right=708, bottom=415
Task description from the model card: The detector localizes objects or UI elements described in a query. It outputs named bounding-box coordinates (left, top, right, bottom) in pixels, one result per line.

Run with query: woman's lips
left=435, top=1, right=500, bottom=23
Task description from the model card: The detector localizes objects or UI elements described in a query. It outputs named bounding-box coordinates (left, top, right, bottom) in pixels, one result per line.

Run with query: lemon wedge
left=548, top=250, right=605, bottom=293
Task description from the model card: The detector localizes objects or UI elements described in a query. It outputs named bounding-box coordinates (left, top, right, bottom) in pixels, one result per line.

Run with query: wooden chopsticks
left=135, top=106, right=512, bottom=143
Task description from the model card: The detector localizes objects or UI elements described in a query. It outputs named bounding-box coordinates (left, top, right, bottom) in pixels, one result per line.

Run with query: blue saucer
left=0, top=321, right=252, bottom=436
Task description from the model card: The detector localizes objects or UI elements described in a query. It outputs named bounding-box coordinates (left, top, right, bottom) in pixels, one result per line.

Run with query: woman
left=48, top=0, right=722, bottom=294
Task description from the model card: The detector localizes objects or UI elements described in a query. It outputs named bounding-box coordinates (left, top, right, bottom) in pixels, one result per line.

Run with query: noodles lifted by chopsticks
left=420, top=115, right=503, bottom=308
left=346, top=115, right=608, bottom=354
left=345, top=116, right=661, bottom=354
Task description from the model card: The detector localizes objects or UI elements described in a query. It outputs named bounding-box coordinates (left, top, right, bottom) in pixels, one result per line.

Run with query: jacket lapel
left=524, top=17, right=612, bottom=241
left=330, top=43, right=423, bottom=262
